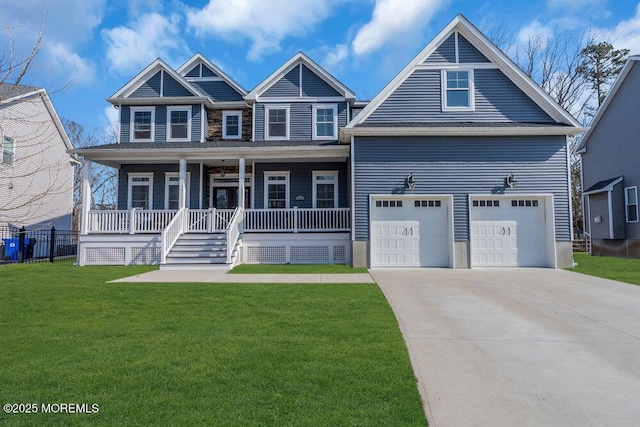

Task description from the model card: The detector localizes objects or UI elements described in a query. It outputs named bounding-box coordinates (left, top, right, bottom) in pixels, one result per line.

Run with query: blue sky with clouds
left=2, top=0, right=639, bottom=135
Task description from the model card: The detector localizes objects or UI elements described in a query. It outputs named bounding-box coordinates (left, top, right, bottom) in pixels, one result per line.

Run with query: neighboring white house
left=0, top=84, right=75, bottom=230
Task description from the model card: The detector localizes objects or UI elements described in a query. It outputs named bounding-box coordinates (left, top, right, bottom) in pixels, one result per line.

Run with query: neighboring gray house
left=576, top=55, right=640, bottom=258
left=342, top=14, right=585, bottom=268
left=72, top=15, right=584, bottom=269
left=0, top=84, right=75, bottom=230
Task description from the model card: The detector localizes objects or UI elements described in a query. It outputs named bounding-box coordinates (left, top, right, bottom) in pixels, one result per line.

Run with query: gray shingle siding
left=118, top=164, right=202, bottom=210
left=253, top=162, right=348, bottom=209
left=365, top=68, right=554, bottom=123
left=130, top=71, right=161, bottom=97
left=254, top=102, right=347, bottom=141
left=353, top=136, right=570, bottom=242
left=263, top=65, right=300, bottom=97
left=423, top=34, right=456, bottom=63
left=582, top=62, right=640, bottom=240
left=458, top=34, right=490, bottom=63
left=301, top=65, right=341, bottom=97
left=163, top=75, right=193, bottom=97
left=191, top=81, right=243, bottom=101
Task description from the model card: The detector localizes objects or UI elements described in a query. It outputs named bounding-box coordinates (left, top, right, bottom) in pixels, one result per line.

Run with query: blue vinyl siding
left=191, top=81, right=243, bottom=101
left=118, top=164, right=202, bottom=210
left=254, top=102, right=347, bottom=141
left=253, top=162, right=348, bottom=209
left=155, top=106, right=166, bottom=141
left=301, top=65, right=341, bottom=97
left=185, top=66, right=200, bottom=77
left=130, top=71, right=161, bottom=97
left=119, top=104, right=201, bottom=142
left=365, top=68, right=554, bottom=123
left=582, top=62, right=640, bottom=240
left=191, top=104, right=202, bottom=142
left=263, top=65, right=300, bottom=97
left=458, top=34, right=490, bottom=63
left=120, top=105, right=130, bottom=142
left=423, top=34, right=456, bottom=64
left=353, top=136, right=570, bottom=242
left=202, top=64, right=218, bottom=77
left=163, top=74, right=193, bottom=97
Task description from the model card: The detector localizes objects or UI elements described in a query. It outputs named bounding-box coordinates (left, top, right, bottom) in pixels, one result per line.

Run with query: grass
left=569, top=253, right=640, bottom=286
left=229, top=263, right=369, bottom=274
left=0, top=262, right=426, bottom=426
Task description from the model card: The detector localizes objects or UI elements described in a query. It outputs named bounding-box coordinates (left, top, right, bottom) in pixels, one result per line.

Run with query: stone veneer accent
left=207, top=108, right=252, bottom=141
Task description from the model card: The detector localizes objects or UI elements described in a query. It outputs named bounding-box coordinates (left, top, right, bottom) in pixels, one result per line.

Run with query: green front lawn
left=229, top=263, right=369, bottom=274
left=0, top=262, right=426, bottom=426
left=569, top=253, right=640, bottom=286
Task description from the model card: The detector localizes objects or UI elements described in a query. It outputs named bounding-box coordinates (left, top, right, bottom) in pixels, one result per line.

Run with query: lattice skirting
left=244, top=244, right=349, bottom=264
left=83, top=246, right=161, bottom=265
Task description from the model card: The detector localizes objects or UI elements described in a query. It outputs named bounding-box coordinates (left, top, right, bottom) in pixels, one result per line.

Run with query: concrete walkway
left=371, top=268, right=640, bottom=427
left=110, top=269, right=374, bottom=283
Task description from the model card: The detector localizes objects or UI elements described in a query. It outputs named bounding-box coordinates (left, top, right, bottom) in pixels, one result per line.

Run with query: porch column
left=238, top=157, right=246, bottom=210
left=179, top=158, right=187, bottom=210
left=80, top=159, right=92, bottom=235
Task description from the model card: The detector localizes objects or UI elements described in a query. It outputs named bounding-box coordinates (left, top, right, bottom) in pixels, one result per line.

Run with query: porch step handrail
left=226, top=207, right=243, bottom=263
left=243, top=208, right=350, bottom=233
left=161, top=207, right=187, bottom=264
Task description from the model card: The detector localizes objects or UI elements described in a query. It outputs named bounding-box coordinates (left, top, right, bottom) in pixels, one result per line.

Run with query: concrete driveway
left=371, top=268, right=640, bottom=427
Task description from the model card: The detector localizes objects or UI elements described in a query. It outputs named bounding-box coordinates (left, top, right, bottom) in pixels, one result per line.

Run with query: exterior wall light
left=406, top=174, right=416, bottom=190
left=505, top=173, right=517, bottom=188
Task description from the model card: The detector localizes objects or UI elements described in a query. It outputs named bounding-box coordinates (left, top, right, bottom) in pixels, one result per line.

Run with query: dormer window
left=167, top=106, right=191, bottom=141
left=312, top=104, right=338, bottom=140
left=442, top=70, right=474, bottom=111
left=131, top=107, right=155, bottom=142
left=222, top=111, right=242, bottom=139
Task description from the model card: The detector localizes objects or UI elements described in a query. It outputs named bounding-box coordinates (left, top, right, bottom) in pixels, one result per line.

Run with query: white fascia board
left=108, top=96, right=214, bottom=108
left=177, top=53, right=248, bottom=96
left=341, top=125, right=588, bottom=140
left=575, top=57, right=640, bottom=152
left=39, top=89, right=75, bottom=152
left=110, top=59, right=204, bottom=99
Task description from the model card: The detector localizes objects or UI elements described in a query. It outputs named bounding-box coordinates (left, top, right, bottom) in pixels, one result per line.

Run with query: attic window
left=442, top=70, right=474, bottom=111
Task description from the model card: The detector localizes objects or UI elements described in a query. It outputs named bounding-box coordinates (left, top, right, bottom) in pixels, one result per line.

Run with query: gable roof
left=245, top=52, right=355, bottom=102
left=177, top=53, right=248, bottom=97
left=108, top=58, right=209, bottom=103
left=344, top=14, right=585, bottom=136
left=575, top=56, right=640, bottom=153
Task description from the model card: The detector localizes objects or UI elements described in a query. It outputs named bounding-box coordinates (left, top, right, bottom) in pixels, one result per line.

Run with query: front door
left=212, top=187, right=251, bottom=209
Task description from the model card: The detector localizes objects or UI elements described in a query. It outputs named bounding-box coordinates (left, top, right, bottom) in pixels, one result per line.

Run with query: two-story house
left=73, top=14, right=584, bottom=269
left=576, top=55, right=640, bottom=258
left=0, top=84, right=75, bottom=230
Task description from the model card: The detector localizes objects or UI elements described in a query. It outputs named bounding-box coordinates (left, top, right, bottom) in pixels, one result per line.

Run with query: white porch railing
left=226, top=207, right=242, bottom=263
left=187, top=209, right=235, bottom=233
left=87, top=209, right=177, bottom=234
left=243, top=208, right=350, bottom=232
left=161, top=207, right=187, bottom=264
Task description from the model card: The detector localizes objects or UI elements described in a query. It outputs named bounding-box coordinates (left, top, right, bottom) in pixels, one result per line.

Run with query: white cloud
left=102, top=13, right=187, bottom=75
left=186, top=0, right=337, bottom=61
left=517, top=20, right=555, bottom=45
left=46, top=42, right=96, bottom=85
left=601, top=3, right=640, bottom=54
left=352, top=0, right=446, bottom=56
left=321, top=44, right=350, bottom=71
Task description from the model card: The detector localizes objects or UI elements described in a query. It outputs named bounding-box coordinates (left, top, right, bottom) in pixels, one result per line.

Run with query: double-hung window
left=313, top=171, right=338, bottom=208
left=131, top=107, right=155, bottom=142
left=625, top=186, right=638, bottom=222
left=167, top=107, right=191, bottom=141
left=312, top=105, right=338, bottom=140
left=2, top=135, right=14, bottom=165
left=264, top=172, right=289, bottom=208
left=222, top=111, right=242, bottom=139
left=442, top=70, right=474, bottom=111
left=265, top=106, right=289, bottom=140
left=128, top=173, right=153, bottom=209
left=165, top=172, right=191, bottom=210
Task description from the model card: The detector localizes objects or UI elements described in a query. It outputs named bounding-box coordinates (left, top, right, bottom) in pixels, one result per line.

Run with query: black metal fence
left=0, top=226, right=78, bottom=264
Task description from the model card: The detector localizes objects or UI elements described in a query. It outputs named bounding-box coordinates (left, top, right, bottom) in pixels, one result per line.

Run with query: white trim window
left=128, top=173, right=153, bottom=209
left=130, top=107, right=155, bottom=142
left=625, top=186, right=638, bottom=222
left=166, top=106, right=191, bottom=141
left=312, top=104, right=338, bottom=140
left=265, top=105, right=289, bottom=140
left=2, top=135, right=15, bottom=165
left=222, top=111, right=242, bottom=139
left=313, top=171, right=338, bottom=208
left=442, top=69, right=474, bottom=111
left=165, top=172, right=191, bottom=210
left=264, top=172, right=289, bottom=208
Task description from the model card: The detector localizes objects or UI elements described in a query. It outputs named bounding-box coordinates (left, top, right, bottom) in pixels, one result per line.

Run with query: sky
left=1, top=0, right=639, bottom=138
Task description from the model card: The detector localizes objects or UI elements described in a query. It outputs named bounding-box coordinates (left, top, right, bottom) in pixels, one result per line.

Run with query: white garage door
left=470, top=197, right=548, bottom=267
left=371, top=198, right=450, bottom=267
